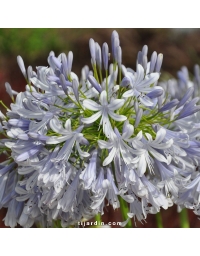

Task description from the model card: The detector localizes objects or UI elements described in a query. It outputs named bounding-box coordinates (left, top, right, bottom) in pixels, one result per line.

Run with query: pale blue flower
left=1, top=29, right=200, bottom=228
left=82, top=90, right=126, bottom=138
left=122, top=64, right=160, bottom=106
left=131, top=128, right=173, bottom=176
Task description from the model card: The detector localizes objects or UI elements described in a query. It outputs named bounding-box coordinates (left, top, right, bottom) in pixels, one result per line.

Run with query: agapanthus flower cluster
left=1, top=30, right=200, bottom=228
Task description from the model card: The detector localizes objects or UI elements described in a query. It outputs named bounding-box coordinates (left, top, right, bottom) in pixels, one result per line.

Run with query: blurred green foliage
left=0, top=28, right=67, bottom=62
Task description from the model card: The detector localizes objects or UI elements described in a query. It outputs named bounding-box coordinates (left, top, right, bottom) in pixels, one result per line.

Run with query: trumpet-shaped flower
left=82, top=90, right=127, bottom=138
left=98, top=121, right=139, bottom=167
left=131, top=128, right=174, bottom=176
left=122, top=64, right=160, bottom=106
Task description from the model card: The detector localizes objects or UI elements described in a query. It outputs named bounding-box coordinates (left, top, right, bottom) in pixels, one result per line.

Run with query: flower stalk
left=119, top=197, right=132, bottom=228
left=179, top=208, right=190, bottom=228
left=155, top=212, right=163, bottom=228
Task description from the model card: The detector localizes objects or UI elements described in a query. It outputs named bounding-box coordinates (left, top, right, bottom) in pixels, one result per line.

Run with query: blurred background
left=1, top=28, right=200, bottom=228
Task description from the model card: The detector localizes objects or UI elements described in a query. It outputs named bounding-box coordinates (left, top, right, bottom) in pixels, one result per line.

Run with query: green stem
left=54, top=104, right=76, bottom=113
left=68, top=95, right=84, bottom=111
left=95, top=213, right=102, bottom=226
left=27, top=81, right=32, bottom=93
left=98, top=66, right=103, bottom=84
left=155, top=211, right=163, bottom=228
left=118, top=197, right=132, bottom=228
left=179, top=208, right=190, bottom=228
left=111, top=162, right=132, bottom=228
left=78, top=88, right=87, bottom=99
left=106, top=70, right=108, bottom=100
left=119, top=67, right=122, bottom=85
left=0, top=100, right=9, bottom=110
left=93, top=64, right=100, bottom=83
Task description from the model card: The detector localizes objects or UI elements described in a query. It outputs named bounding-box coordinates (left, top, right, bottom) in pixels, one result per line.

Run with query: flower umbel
left=0, top=30, right=200, bottom=228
